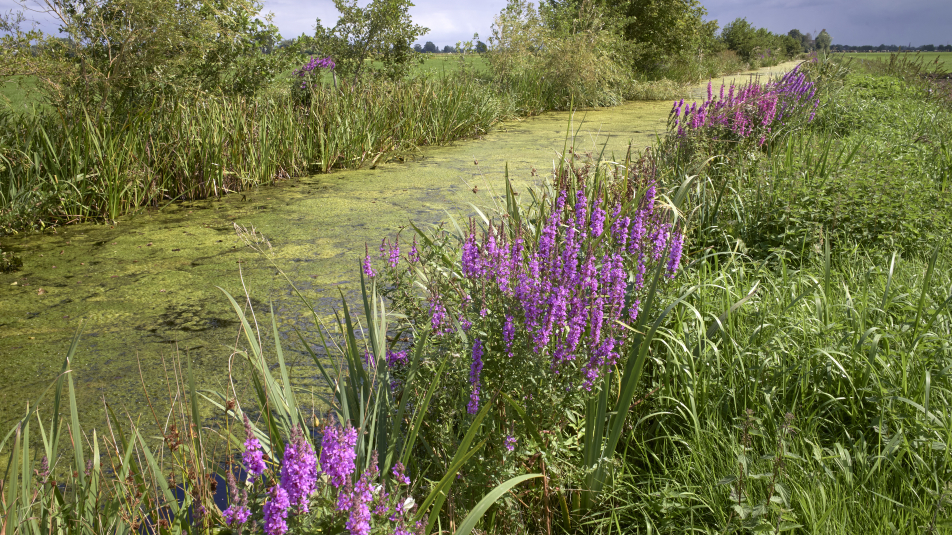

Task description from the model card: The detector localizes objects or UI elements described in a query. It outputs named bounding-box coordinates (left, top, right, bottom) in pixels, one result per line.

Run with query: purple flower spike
left=340, top=468, right=374, bottom=535
left=222, top=501, right=251, bottom=527
left=280, top=425, right=318, bottom=512
left=392, top=462, right=411, bottom=485
left=667, top=230, right=683, bottom=277
left=242, top=414, right=267, bottom=480
left=263, top=485, right=290, bottom=535
left=389, top=237, right=400, bottom=268
left=363, top=243, right=376, bottom=278
left=468, top=339, right=484, bottom=415
left=387, top=349, right=409, bottom=368
left=320, top=424, right=358, bottom=488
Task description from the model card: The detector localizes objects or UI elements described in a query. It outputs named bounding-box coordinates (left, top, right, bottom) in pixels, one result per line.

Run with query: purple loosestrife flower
left=503, top=314, right=515, bottom=356
left=461, top=230, right=481, bottom=278
left=362, top=244, right=376, bottom=278
left=320, top=425, right=358, bottom=488
left=222, top=500, right=251, bottom=527
left=392, top=462, right=411, bottom=485
left=338, top=463, right=376, bottom=535
left=504, top=435, right=517, bottom=452
left=263, top=485, right=290, bottom=535
left=387, top=349, right=409, bottom=368
left=468, top=339, right=484, bottom=415
left=388, top=238, right=400, bottom=268
left=667, top=230, right=683, bottom=277
left=242, top=415, right=266, bottom=480
left=280, top=425, right=318, bottom=512
left=590, top=205, right=606, bottom=238
left=428, top=292, right=448, bottom=333
left=408, top=237, right=420, bottom=263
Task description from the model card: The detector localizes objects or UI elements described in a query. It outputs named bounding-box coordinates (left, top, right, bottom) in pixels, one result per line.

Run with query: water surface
left=0, top=62, right=799, bottom=428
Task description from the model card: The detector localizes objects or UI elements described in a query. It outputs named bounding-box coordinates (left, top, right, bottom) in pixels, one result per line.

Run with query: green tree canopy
left=1, top=0, right=288, bottom=112
left=815, top=29, right=832, bottom=54
left=314, top=0, right=428, bottom=80
left=539, top=0, right=719, bottom=77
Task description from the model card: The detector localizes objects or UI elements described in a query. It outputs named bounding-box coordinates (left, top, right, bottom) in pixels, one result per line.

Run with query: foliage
left=815, top=29, right=832, bottom=54
left=0, top=0, right=289, bottom=114
left=313, top=0, right=429, bottom=80
left=0, top=72, right=510, bottom=232
left=0, top=270, right=541, bottom=534
left=720, top=18, right=795, bottom=66
left=617, top=0, right=719, bottom=77
left=746, top=62, right=951, bottom=257
left=487, top=0, right=629, bottom=109
left=666, top=65, right=819, bottom=158
left=3, top=47, right=952, bottom=535
left=538, top=0, right=722, bottom=82
left=588, top=245, right=952, bottom=533
left=367, top=143, right=687, bottom=525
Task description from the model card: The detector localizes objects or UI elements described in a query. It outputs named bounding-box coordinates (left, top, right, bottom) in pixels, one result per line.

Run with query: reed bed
left=0, top=72, right=511, bottom=231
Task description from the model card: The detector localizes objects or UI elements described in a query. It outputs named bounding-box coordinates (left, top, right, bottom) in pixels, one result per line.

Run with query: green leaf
left=454, top=474, right=543, bottom=535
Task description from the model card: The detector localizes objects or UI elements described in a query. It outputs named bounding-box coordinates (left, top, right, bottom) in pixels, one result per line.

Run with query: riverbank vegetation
left=3, top=48, right=952, bottom=533
left=0, top=0, right=807, bottom=235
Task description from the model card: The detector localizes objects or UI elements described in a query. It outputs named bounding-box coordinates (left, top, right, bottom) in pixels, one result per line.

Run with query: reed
left=0, top=71, right=512, bottom=232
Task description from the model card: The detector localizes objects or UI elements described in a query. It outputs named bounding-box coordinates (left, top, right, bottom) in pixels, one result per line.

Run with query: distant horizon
left=1, top=0, right=949, bottom=49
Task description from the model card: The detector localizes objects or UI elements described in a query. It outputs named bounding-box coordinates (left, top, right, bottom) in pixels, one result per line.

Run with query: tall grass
left=569, top=49, right=952, bottom=535
left=0, top=71, right=511, bottom=231
left=0, top=265, right=539, bottom=534
left=587, top=244, right=952, bottom=533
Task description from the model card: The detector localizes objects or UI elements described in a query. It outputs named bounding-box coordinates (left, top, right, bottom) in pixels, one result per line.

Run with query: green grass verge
left=580, top=52, right=952, bottom=535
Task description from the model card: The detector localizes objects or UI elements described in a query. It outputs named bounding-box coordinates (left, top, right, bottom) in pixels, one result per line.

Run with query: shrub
left=487, top=0, right=628, bottom=109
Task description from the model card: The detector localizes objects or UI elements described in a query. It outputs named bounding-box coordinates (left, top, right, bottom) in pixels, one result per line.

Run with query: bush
left=487, top=0, right=629, bottom=109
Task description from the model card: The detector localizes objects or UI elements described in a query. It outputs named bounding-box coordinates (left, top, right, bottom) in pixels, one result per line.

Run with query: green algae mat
left=0, top=63, right=800, bottom=430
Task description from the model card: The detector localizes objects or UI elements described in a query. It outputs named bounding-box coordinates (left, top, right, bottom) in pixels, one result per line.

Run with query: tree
left=423, top=41, right=437, bottom=53
left=413, top=43, right=423, bottom=52
left=475, top=40, right=487, bottom=53
left=802, top=32, right=815, bottom=51
left=315, top=0, right=429, bottom=80
left=815, top=29, right=831, bottom=54
left=781, top=34, right=802, bottom=56
left=1, top=0, right=288, bottom=113
left=721, top=18, right=757, bottom=60
left=442, top=45, right=455, bottom=53
left=615, top=0, right=714, bottom=72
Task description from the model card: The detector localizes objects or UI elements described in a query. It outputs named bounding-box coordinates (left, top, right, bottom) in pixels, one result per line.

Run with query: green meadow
left=836, top=50, right=952, bottom=71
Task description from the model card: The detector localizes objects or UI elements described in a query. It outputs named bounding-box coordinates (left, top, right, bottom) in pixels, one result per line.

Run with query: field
left=414, top=53, right=491, bottom=75
left=0, top=75, right=46, bottom=113
left=834, top=50, right=952, bottom=71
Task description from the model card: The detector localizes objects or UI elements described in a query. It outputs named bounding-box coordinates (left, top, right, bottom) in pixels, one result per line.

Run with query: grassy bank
left=0, top=44, right=768, bottom=236
left=584, top=54, right=952, bottom=533
left=6, top=54, right=948, bottom=535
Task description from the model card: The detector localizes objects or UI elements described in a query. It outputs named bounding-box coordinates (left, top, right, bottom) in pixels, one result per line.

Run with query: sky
left=2, top=0, right=950, bottom=48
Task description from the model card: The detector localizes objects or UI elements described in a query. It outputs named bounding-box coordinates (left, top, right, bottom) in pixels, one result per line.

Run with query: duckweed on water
left=0, top=62, right=799, bottom=433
